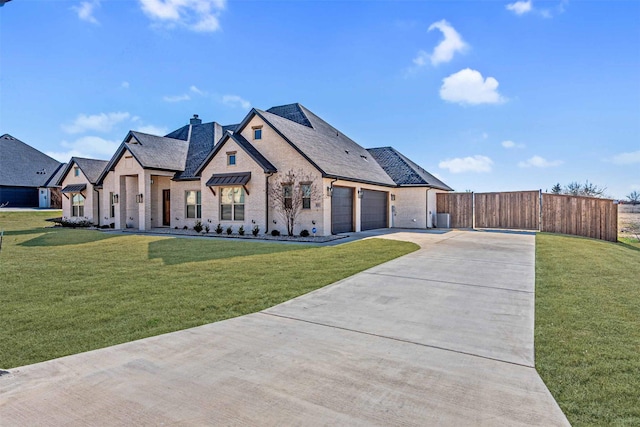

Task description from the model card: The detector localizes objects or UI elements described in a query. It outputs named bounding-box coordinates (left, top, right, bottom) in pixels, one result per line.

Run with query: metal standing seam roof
left=206, top=172, right=251, bottom=187
left=61, top=183, right=87, bottom=193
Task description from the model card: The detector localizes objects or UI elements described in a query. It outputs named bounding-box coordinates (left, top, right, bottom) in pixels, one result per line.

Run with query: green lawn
left=536, top=233, right=640, bottom=426
left=0, top=211, right=418, bottom=369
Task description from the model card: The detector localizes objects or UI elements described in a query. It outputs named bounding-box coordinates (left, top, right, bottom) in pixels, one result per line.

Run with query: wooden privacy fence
left=436, top=191, right=618, bottom=242
left=540, top=193, right=618, bottom=242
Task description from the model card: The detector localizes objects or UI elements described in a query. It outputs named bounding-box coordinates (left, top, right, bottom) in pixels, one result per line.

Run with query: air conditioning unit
left=436, top=213, right=450, bottom=228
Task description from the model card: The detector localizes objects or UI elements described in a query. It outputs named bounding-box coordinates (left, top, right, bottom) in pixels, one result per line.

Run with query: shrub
left=252, top=225, right=260, bottom=236
left=109, top=223, right=115, bottom=229
left=183, top=226, right=188, bottom=230
left=174, top=226, right=178, bottom=229
left=271, top=229, right=281, bottom=237
left=100, top=224, right=110, bottom=229
left=226, top=226, right=233, bottom=235
left=238, top=225, right=245, bottom=236
left=300, top=229, right=310, bottom=237
left=215, top=224, right=223, bottom=234
left=193, top=220, right=203, bottom=233
left=58, top=217, right=93, bottom=228
left=204, top=224, right=210, bottom=233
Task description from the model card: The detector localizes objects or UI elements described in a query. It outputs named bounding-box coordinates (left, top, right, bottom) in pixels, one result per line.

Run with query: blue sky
left=1, top=0, right=638, bottom=199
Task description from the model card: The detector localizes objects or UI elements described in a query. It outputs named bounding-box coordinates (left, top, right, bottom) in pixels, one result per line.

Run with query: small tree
left=551, top=181, right=609, bottom=198
left=551, top=183, right=562, bottom=194
left=627, top=190, right=640, bottom=205
left=268, top=169, right=319, bottom=236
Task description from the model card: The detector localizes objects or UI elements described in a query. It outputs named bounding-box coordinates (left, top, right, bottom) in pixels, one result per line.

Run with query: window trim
left=73, top=167, right=80, bottom=177
left=71, top=193, right=85, bottom=217
left=109, top=192, right=115, bottom=218
left=227, top=151, right=237, bottom=166
left=220, top=186, right=245, bottom=221
left=301, top=183, right=311, bottom=209
left=185, top=190, right=202, bottom=219
left=252, top=125, right=263, bottom=140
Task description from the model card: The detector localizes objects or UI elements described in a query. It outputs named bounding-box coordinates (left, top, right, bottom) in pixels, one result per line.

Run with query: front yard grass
left=536, top=233, right=640, bottom=426
left=0, top=211, right=418, bottom=368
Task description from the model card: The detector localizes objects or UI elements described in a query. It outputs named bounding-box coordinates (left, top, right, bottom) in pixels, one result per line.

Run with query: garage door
left=361, top=189, right=388, bottom=231
left=331, top=186, right=354, bottom=234
left=0, top=186, right=38, bottom=207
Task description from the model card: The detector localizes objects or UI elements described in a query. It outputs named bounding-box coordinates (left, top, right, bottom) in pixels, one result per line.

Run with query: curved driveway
left=0, top=230, right=569, bottom=426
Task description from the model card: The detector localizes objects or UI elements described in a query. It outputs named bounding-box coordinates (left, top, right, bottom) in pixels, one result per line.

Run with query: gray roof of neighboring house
left=0, top=134, right=62, bottom=187
left=256, top=104, right=397, bottom=187
left=367, top=147, right=453, bottom=191
left=44, top=163, right=67, bottom=187
left=196, top=132, right=277, bottom=175
left=56, top=157, right=109, bottom=186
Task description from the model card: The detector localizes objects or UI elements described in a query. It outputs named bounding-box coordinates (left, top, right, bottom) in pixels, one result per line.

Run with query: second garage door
left=361, top=189, right=388, bottom=231
left=331, top=186, right=354, bottom=234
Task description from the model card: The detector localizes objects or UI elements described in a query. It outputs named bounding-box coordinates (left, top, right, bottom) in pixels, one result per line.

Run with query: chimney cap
left=190, top=114, right=202, bottom=125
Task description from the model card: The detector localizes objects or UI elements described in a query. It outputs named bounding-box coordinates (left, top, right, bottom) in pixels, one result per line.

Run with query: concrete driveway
left=0, top=230, right=569, bottom=426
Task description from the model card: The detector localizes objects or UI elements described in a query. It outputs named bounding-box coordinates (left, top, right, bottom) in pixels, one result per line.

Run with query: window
left=283, top=184, right=292, bottom=209
left=253, top=126, right=262, bottom=140
left=220, top=187, right=245, bottom=221
left=71, top=193, right=84, bottom=217
left=227, top=152, right=236, bottom=166
left=109, top=192, right=115, bottom=218
left=74, top=167, right=80, bottom=177
left=186, top=190, right=201, bottom=219
left=302, top=184, right=311, bottom=209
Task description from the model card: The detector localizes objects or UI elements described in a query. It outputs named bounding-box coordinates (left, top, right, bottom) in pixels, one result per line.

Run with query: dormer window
left=252, top=126, right=263, bottom=140
left=74, top=167, right=80, bottom=177
left=227, top=152, right=236, bottom=166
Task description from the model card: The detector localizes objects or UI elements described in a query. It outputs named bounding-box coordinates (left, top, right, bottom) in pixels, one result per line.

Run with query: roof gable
left=367, top=147, right=453, bottom=191
left=253, top=105, right=396, bottom=186
left=0, top=134, right=62, bottom=187
left=195, top=131, right=277, bottom=175
left=56, top=157, right=109, bottom=186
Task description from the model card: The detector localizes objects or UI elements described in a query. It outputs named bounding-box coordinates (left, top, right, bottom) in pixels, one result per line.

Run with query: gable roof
left=56, top=157, right=109, bottom=186
left=43, top=163, right=67, bottom=187
left=0, top=134, right=62, bottom=187
left=367, top=147, right=453, bottom=191
left=196, top=131, right=277, bottom=175
left=240, top=104, right=396, bottom=187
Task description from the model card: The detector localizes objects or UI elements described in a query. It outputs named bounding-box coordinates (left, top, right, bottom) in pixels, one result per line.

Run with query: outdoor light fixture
left=357, top=189, right=364, bottom=199
left=113, top=194, right=119, bottom=203
left=273, top=219, right=277, bottom=224
left=326, top=186, right=333, bottom=197
left=390, top=194, right=396, bottom=201
left=136, top=194, right=143, bottom=203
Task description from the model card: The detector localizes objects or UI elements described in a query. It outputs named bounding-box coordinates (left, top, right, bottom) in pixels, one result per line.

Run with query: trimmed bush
left=300, top=229, right=310, bottom=237
left=271, top=229, right=281, bottom=237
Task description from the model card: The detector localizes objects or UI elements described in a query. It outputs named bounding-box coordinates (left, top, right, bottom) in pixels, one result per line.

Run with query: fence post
left=539, top=189, right=543, bottom=232
left=471, top=192, right=475, bottom=230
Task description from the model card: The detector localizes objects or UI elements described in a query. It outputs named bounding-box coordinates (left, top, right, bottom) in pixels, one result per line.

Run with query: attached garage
left=331, top=186, right=354, bottom=234
left=360, top=189, right=388, bottom=231
left=0, top=186, right=39, bottom=207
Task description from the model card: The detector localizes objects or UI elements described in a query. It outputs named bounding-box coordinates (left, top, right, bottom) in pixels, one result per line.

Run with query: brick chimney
left=190, top=114, right=202, bottom=125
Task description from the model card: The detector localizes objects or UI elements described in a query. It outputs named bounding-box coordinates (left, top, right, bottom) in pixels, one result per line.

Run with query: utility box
left=436, top=213, right=451, bottom=228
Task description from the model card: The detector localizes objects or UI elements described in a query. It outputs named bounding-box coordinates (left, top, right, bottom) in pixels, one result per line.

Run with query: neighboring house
left=88, top=104, right=452, bottom=235
left=57, top=157, right=109, bottom=223
left=0, top=133, right=64, bottom=208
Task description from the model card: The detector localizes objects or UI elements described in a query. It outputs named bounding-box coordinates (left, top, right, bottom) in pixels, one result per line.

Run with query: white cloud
left=163, top=94, right=191, bottom=102
left=135, top=124, right=169, bottom=135
left=72, top=0, right=100, bottom=24
left=62, top=112, right=130, bottom=134
left=518, top=155, right=563, bottom=168
left=121, top=81, right=130, bottom=89
left=439, top=155, right=493, bottom=173
left=506, top=0, right=532, bottom=15
left=440, top=68, right=507, bottom=105
left=427, top=20, right=468, bottom=66
left=610, top=150, right=640, bottom=165
left=502, top=140, right=525, bottom=149
left=190, top=85, right=205, bottom=95
left=46, top=136, right=120, bottom=162
left=222, top=95, right=250, bottom=109
left=138, top=0, right=226, bottom=32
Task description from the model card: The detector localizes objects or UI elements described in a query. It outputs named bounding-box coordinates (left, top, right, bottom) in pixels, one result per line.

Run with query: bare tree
left=627, top=190, right=640, bottom=205
left=268, top=169, right=319, bottom=236
left=552, top=181, right=609, bottom=198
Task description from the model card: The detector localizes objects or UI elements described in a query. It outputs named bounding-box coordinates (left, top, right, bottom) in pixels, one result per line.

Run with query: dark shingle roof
left=56, top=157, right=109, bottom=186
left=0, top=134, right=62, bottom=187
left=44, top=163, right=67, bottom=187
left=126, top=131, right=190, bottom=171
left=266, top=104, right=313, bottom=128
left=367, top=147, right=453, bottom=191
left=256, top=104, right=396, bottom=186
left=173, top=122, right=221, bottom=180
left=196, top=132, right=277, bottom=175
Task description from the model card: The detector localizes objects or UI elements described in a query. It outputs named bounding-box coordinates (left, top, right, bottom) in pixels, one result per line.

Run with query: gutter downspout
left=426, top=188, right=432, bottom=228
left=328, top=178, right=338, bottom=234
left=265, top=172, right=274, bottom=233
left=94, top=186, right=100, bottom=227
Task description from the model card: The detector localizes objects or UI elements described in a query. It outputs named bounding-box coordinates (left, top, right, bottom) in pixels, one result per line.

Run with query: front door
left=162, top=189, right=171, bottom=226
